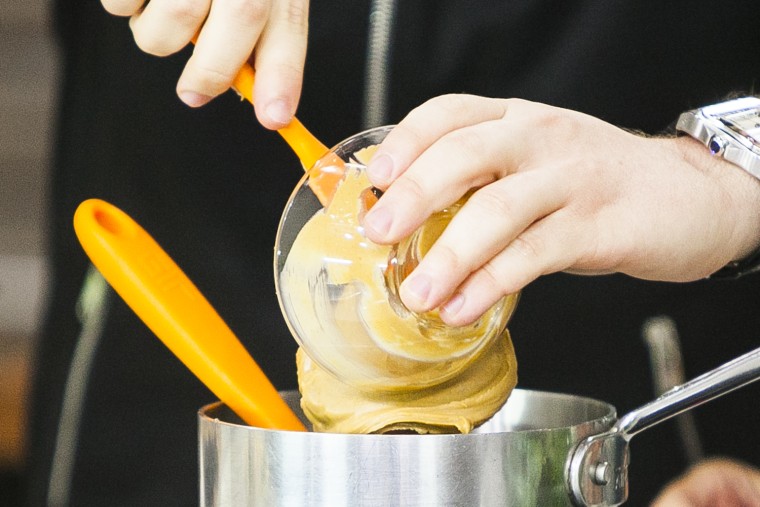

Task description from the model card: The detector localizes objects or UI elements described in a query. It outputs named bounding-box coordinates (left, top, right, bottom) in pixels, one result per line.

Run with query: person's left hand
left=100, top=0, right=309, bottom=128
left=361, top=95, right=760, bottom=326
left=651, top=458, right=760, bottom=507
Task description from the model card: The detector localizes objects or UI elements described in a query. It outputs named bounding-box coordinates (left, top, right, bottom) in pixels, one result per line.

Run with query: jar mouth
left=383, top=197, right=518, bottom=363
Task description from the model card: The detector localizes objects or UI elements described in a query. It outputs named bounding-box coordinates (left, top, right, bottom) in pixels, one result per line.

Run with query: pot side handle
left=568, top=345, right=760, bottom=507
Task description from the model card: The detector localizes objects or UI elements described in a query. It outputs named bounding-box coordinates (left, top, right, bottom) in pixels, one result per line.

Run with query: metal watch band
left=676, top=96, right=760, bottom=180
left=676, top=97, right=760, bottom=279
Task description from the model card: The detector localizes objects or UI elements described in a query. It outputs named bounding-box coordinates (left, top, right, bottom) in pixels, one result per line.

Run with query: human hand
left=362, top=96, right=760, bottom=326
left=651, top=458, right=760, bottom=507
left=101, top=0, right=309, bottom=128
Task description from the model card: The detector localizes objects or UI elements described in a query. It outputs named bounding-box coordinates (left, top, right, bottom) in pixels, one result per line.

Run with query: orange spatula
left=74, top=198, right=306, bottom=431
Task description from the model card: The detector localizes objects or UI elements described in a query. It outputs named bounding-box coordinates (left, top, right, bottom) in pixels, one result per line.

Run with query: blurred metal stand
left=46, top=265, right=110, bottom=507
left=641, top=316, right=705, bottom=465
left=362, top=0, right=397, bottom=129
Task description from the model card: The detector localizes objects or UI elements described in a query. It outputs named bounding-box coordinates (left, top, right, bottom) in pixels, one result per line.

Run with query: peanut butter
left=278, top=162, right=518, bottom=434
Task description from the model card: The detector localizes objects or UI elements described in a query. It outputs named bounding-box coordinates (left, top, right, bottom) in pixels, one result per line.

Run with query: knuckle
left=501, top=97, right=532, bottom=118
left=533, top=107, right=582, bottom=139
left=161, top=0, right=209, bottom=24
left=263, top=59, right=304, bottom=81
left=223, top=0, right=271, bottom=26
left=457, top=285, right=502, bottom=325
left=392, top=174, right=427, bottom=203
left=509, top=233, right=544, bottom=263
left=434, top=93, right=476, bottom=116
left=469, top=185, right=515, bottom=221
left=187, top=62, right=235, bottom=94
left=468, top=263, right=519, bottom=311
left=388, top=121, right=426, bottom=150
left=503, top=97, right=582, bottom=139
left=283, top=0, right=308, bottom=29
left=131, top=0, right=209, bottom=56
left=443, top=128, right=487, bottom=163
left=430, top=241, right=467, bottom=277
left=477, top=262, right=502, bottom=292
left=410, top=94, right=475, bottom=123
left=484, top=253, right=530, bottom=297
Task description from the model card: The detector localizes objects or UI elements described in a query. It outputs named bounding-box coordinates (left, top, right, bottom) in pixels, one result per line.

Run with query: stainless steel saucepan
left=199, top=345, right=759, bottom=506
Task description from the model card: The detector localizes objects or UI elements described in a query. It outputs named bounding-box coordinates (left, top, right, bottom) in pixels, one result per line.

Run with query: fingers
left=422, top=204, right=590, bottom=326
left=125, top=0, right=269, bottom=105
left=360, top=94, right=760, bottom=326
left=366, top=94, right=513, bottom=189
left=452, top=205, right=609, bottom=325
left=361, top=95, right=572, bottom=323
left=363, top=110, right=532, bottom=244
left=173, top=0, right=272, bottom=107
left=251, top=0, right=309, bottom=128
left=127, top=0, right=210, bottom=56
left=397, top=170, right=571, bottom=322
left=107, top=0, right=309, bottom=118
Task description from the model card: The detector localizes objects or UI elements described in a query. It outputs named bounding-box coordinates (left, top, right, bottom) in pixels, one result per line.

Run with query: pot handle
left=568, top=345, right=760, bottom=506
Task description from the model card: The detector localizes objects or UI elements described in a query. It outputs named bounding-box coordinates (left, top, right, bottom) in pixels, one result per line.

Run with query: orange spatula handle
left=231, top=62, right=343, bottom=206
left=74, top=199, right=306, bottom=431
left=231, top=64, right=329, bottom=170
left=188, top=35, right=341, bottom=205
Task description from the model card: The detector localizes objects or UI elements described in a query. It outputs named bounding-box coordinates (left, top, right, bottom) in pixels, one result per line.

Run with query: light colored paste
left=279, top=162, right=518, bottom=434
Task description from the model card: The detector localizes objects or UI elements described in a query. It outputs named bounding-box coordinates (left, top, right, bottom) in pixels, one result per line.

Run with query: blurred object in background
left=642, top=316, right=705, bottom=465
left=0, top=0, right=59, bottom=503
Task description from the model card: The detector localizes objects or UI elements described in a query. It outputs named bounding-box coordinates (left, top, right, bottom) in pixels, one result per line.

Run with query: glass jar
left=274, top=126, right=518, bottom=390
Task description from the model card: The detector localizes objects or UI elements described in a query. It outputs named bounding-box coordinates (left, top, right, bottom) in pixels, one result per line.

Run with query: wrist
left=674, top=96, right=760, bottom=277
left=677, top=135, right=760, bottom=277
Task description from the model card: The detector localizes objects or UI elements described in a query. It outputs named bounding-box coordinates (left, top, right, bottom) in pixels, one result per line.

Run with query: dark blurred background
left=1, top=2, right=759, bottom=506
left=0, top=1, right=56, bottom=504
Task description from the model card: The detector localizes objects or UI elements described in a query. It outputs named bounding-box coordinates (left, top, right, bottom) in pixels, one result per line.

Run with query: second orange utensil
left=74, top=198, right=306, bottom=431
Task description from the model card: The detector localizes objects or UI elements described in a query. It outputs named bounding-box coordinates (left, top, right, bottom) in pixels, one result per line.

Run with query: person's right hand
left=100, top=0, right=309, bottom=129
left=651, top=458, right=760, bottom=507
left=361, top=96, right=760, bottom=327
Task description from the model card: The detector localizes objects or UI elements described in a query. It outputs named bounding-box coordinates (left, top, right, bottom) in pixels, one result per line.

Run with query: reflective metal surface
left=199, top=389, right=615, bottom=507
left=641, top=316, right=703, bottom=464
left=200, top=344, right=760, bottom=506
left=569, top=344, right=760, bottom=506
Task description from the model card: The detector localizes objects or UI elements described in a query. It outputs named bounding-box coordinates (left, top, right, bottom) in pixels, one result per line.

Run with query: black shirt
left=28, top=1, right=760, bottom=505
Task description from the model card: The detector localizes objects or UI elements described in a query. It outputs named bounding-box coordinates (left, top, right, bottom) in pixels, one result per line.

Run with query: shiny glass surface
left=274, top=126, right=518, bottom=389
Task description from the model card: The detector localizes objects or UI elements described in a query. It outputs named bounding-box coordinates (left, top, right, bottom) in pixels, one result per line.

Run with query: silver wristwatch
left=676, top=96, right=760, bottom=278
left=676, top=96, right=760, bottom=179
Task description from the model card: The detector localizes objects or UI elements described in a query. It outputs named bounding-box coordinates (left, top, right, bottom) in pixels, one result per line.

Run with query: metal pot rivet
left=591, top=461, right=611, bottom=486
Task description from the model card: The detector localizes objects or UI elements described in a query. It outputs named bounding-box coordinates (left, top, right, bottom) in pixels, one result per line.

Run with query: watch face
left=715, top=107, right=760, bottom=149
left=679, top=98, right=760, bottom=178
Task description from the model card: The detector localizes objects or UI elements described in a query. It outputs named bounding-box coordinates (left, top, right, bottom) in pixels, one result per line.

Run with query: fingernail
left=265, top=99, right=293, bottom=126
left=367, top=154, right=393, bottom=185
left=178, top=91, right=212, bottom=108
left=401, top=272, right=432, bottom=306
left=364, top=205, right=392, bottom=238
left=440, top=293, right=465, bottom=318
